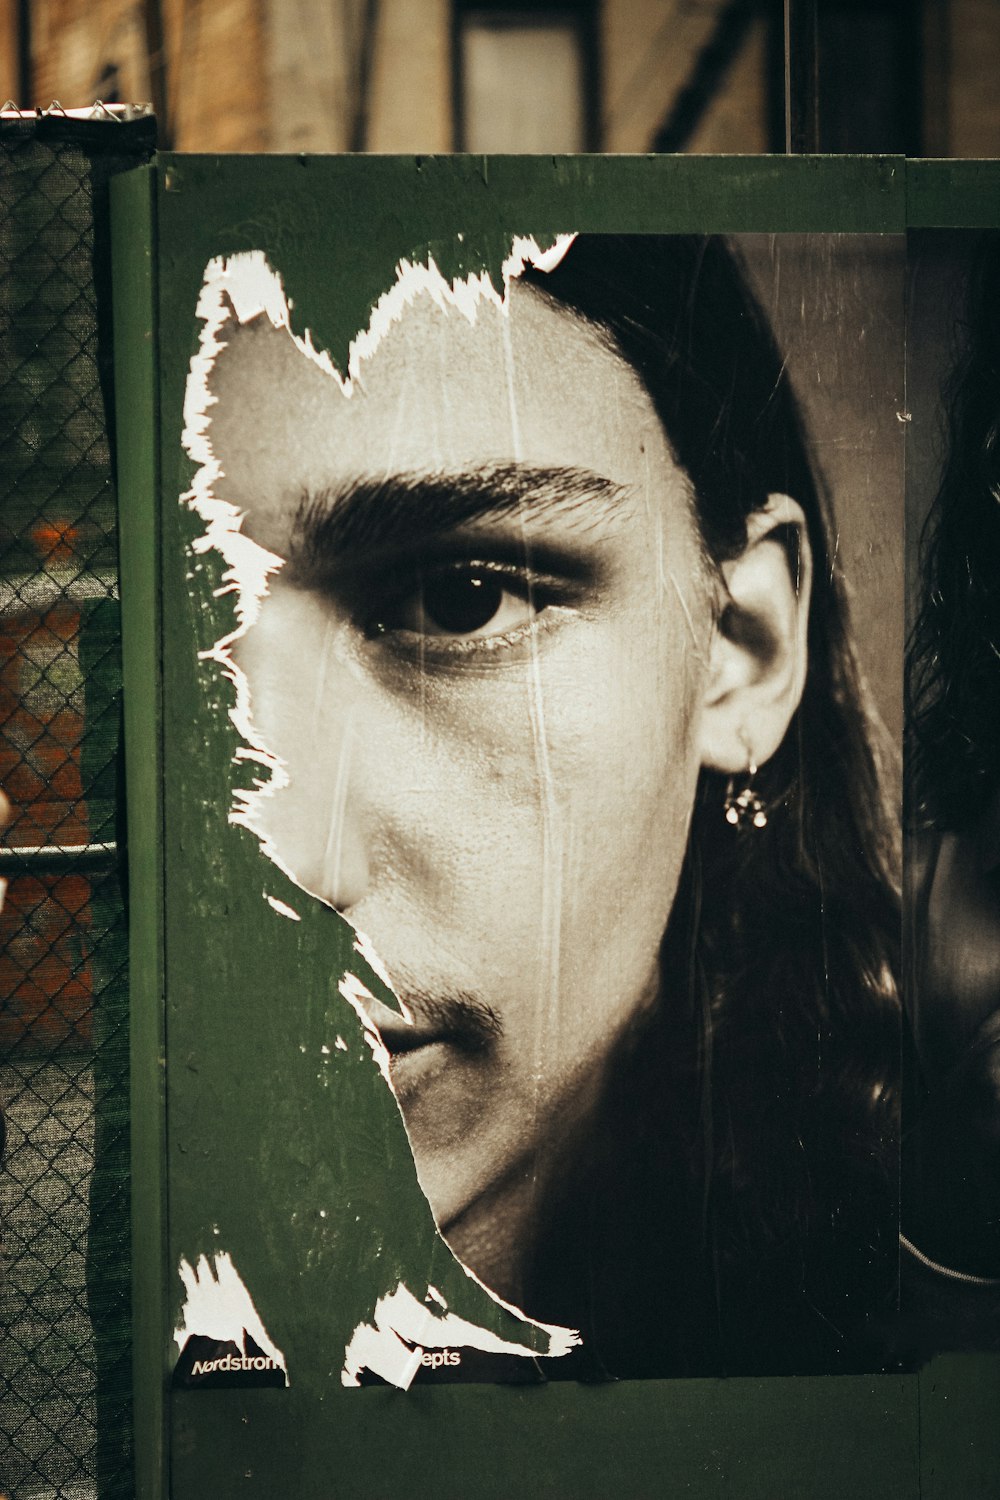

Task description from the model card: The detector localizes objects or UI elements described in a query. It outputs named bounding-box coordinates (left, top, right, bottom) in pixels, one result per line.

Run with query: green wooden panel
left=918, top=1355, right=1000, bottom=1500
left=908, top=159, right=1000, bottom=227
left=119, top=152, right=1000, bottom=1497
left=172, top=1375, right=917, bottom=1499
left=110, top=163, right=168, bottom=1499
left=150, top=153, right=913, bottom=1496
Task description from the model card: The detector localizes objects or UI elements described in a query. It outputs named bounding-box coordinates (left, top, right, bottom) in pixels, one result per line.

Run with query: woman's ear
left=698, top=493, right=812, bottom=773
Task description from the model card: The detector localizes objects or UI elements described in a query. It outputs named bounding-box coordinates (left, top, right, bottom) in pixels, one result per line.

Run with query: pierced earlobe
left=722, top=735, right=768, bottom=830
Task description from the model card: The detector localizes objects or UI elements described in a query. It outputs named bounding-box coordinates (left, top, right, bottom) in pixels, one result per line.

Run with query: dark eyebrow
left=283, top=462, right=630, bottom=578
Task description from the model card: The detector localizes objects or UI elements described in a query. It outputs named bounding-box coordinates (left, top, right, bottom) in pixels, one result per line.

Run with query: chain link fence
left=1, top=110, right=154, bottom=1500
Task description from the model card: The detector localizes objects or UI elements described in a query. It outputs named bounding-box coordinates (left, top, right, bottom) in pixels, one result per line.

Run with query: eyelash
left=361, top=557, right=569, bottom=662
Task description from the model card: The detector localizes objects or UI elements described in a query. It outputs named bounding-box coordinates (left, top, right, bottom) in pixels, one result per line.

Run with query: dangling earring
left=723, top=739, right=768, bottom=830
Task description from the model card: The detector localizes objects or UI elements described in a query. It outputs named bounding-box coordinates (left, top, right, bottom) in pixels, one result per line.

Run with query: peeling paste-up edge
left=342, top=1282, right=582, bottom=1389
left=351, top=925, right=398, bottom=995
left=174, top=1251, right=287, bottom=1375
left=180, top=233, right=576, bottom=879
left=338, top=950, right=582, bottom=1370
left=181, top=234, right=583, bottom=1377
left=337, top=971, right=393, bottom=1087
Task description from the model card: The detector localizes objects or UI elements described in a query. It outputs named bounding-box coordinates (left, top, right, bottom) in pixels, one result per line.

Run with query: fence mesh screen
left=1, top=112, right=154, bottom=1500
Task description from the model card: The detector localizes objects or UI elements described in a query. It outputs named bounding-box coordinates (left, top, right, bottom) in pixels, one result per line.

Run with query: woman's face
left=205, top=275, right=714, bottom=1279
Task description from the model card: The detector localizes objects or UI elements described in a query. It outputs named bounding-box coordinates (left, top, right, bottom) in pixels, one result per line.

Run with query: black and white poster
left=173, top=230, right=905, bottom=1384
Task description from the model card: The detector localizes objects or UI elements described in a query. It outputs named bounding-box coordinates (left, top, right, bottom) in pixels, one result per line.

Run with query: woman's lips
left=355, top=996, right=461, bottom=1108
left=358, top=994, right=443, bottom=1054
left=355, top=990, right=502, bottom=1056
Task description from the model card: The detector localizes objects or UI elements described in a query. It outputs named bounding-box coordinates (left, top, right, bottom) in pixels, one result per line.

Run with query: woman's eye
left=373, top=567, right=539, bottom=641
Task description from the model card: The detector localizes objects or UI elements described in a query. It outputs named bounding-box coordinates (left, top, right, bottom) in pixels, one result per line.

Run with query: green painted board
left=112, top=154, right=1000, bottom=1497
left=111, top=161, right=168, bottom=1500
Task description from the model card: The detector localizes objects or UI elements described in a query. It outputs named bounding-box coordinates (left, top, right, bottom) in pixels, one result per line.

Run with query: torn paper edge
left=342, top=1281, right=581, bottom=1389
left=338, top=938, right=581, bottom=1364
left=180, top=233, right=582, bottom=1371
left=180, top=234, right=575, bottom=881
left=173, top=1251, right=287, bottom=1375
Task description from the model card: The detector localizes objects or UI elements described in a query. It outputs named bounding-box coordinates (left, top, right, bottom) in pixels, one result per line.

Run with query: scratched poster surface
left=165, top=228, right=903, bottom=1390
left=903, top=229, right=1000, bottom=1355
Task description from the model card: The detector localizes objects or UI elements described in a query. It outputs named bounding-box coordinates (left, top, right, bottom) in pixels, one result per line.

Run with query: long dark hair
left=524, top=236, right=900, bottom=1377
left=907, top=233, right=1000, bottom=831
